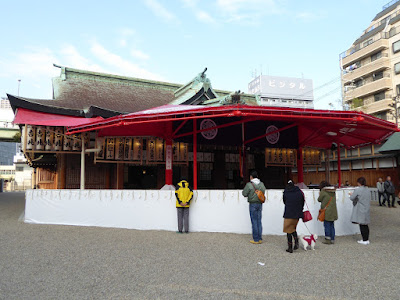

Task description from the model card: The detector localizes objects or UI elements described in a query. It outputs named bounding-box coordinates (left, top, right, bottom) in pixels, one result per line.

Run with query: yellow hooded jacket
left=175, top=180, right=193, bottom=208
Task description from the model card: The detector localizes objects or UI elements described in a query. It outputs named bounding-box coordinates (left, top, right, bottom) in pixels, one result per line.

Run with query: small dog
left=299, top=234, right=318, bottom=251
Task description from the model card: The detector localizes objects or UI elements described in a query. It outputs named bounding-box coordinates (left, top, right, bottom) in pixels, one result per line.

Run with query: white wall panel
left=25, top=188, right=360, bottom=236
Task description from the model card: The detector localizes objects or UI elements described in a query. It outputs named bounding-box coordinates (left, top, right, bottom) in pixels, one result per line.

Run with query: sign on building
left=248, top=75, right=314, bottom=101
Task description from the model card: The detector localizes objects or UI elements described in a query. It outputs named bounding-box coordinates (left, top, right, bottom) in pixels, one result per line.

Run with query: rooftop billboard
left=248, top=75, right=314, bottom=101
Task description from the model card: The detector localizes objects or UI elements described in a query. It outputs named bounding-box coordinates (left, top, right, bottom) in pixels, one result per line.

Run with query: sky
left=0, top=0, right=394, bottom=110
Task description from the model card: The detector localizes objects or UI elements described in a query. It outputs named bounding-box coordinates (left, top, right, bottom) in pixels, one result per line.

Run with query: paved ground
left=0, top=192, right=400, bottom=300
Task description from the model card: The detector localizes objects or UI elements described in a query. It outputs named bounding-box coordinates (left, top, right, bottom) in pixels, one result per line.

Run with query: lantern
left=124, top=138, right=133, bottom=160
left=115, top=138, right=125, bottom=160
left=45, top=126, right=54, bottom=151
left=72, top=134, right=81, bottom=151
left=54, top=127, right=63, bottom=151
left=133, top=138, right=142, bottom=161
left=147, top=138, right=156, bottom=162
left=156, top=138, right=164, bottom=161
left=96, top=137, right=105, bottom=159
left=106, top=138, right=115, bottom=160
left=26, top=125, right=35, bottom=150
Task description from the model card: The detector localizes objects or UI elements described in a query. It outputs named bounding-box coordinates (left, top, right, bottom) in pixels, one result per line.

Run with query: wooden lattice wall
left=65, top=154, right=109, bottom=189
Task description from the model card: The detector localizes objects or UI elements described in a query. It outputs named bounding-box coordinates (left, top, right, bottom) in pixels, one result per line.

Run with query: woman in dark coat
left=283, top=180, right=305, bottom=253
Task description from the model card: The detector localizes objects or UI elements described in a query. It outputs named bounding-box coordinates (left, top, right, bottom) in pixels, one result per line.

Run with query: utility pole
left=17, top=79, right=21, bottom=96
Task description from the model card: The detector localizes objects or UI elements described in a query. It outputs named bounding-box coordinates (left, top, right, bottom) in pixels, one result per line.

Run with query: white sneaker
left=357, top=240, right=370, bottom=245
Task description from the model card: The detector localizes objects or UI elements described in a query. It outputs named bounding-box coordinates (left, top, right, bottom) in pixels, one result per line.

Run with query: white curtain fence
left=24, top=188, right=369, bottom=236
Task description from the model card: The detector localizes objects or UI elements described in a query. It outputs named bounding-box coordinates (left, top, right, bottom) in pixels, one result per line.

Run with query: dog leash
left=303, top=221, right=313, bottom=236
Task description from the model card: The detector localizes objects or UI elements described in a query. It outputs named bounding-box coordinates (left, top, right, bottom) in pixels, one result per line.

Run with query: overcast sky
left=0, top=0, right=392, bottom=109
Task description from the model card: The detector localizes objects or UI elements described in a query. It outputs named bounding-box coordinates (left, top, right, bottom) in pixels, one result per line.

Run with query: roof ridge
left=53, top=64, right=182, bottom=89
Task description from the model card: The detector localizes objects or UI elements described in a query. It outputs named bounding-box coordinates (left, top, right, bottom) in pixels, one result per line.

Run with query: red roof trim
left=65, top=104, right=399, bottom=149
left=67, top=104, right=398, bottom=134
left=13, top=108, right=103, bottom=127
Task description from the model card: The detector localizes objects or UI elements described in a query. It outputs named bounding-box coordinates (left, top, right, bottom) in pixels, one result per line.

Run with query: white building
left=0, top=97, right=33, bottom=190
left=248, top=75, right=314, bottom=109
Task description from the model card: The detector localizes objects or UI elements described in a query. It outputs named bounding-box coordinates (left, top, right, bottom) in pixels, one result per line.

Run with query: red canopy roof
left=66, top=104, right=398, bottom=149
left=13, top=108, right=103, bottom=126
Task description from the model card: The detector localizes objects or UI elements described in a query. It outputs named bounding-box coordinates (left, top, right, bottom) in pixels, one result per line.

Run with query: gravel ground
left=0, top=192, right=400, bottom=300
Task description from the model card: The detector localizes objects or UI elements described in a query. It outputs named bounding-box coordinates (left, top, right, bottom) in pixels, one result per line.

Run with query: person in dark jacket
left=283, top=180, right=305, bottom=253
left=376, top=177, right=385, bottom=206
left=242, top=170, right=266, bottom=244
left=318, top=181, right=338, bottom=244
left=384, top=176, right=396, bottom=208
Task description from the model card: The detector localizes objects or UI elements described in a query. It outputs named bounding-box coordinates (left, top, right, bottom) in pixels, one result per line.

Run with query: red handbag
left=302, top=200, right=313, bottom=222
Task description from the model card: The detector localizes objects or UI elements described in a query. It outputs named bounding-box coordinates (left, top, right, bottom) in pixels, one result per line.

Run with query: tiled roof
left=52, top=66, right=179, bottom=114
left=7, top=65, right=256, bottom=118
left=378, top=132, right=400, bottom=153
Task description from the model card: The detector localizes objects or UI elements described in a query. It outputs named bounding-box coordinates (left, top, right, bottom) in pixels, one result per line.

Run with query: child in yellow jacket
left=175, top=180, right=193, bottom=233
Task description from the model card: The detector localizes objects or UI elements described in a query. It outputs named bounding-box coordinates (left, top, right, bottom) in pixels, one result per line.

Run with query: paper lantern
left=35, top=126, right=45, bottom=150
left=147, top=138, right=156, bottom=162
left=45, top=126, right=54, bottom=151
left=172, top=142, right=179, bottom=161
left=197, top=152, right=204, bottom=162
left=179, top=143, right=188, bottom=162
left=72, top=134, right=81, bottom=151
left=133, top=138, right=142, bottom=161
left=63, top=128, right=72, bottom=151
left=156, top=138, right=164, bottom=161
left=106, top=138, right=115, bottom=160
left=26, top=125, right=35, bottom=150
left=83, top=132, right=90, bottom=148
left=225, top=153, right=230, bottom=163
left=54, top=127, right=63, bottom=151
left=124, top=138, right=133, bottom=160
left=115, top=138, right=125, bottom=160
left=96, top=137, right=105, bottom=159
left=204, top=152, right=211, bottom=162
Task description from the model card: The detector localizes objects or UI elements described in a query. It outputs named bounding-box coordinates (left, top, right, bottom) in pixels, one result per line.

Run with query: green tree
left=13, top=132, right=21, bottom=143
left=350, top=98, right=363, bottom=109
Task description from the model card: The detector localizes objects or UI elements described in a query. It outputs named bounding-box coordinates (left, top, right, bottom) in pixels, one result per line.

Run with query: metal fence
left=3, top=180, right=32, bottom=192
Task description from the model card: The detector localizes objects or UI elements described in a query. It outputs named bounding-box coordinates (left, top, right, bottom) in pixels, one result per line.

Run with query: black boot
left=292, top=231, right=299, bottom=250
left=286, top=233, right=293, bottom=253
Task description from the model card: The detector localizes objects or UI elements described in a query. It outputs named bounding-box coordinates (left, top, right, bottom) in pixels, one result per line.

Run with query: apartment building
left=340, top=0, right=400, bottom=125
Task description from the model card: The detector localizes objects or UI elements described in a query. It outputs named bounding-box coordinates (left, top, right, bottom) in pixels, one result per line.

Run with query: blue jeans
left=249, top=203, right=262, bottom=242
left=323, top=221, right=335, bottom=241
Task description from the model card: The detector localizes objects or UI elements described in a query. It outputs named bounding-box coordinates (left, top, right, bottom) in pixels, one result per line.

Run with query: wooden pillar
left=337, top=145, right=342, bottom=187
left=80, top=141, right=85, bottom=190
left=32, top=168, right=37, bottom=189
left=57, top=153, right=66, bottom=189
left=241, top=122, right=247, bottom=179
left=325, top=150, right=331, bottom=184
left=116, top=163, right=124, bottom=189
left=193, top=119, right=198, bottom=190
left=105, top=165, right=111, bottom=188
left=297, top=148, right=304, bottom=183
